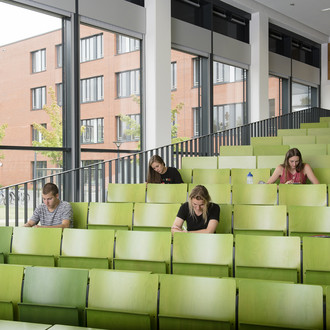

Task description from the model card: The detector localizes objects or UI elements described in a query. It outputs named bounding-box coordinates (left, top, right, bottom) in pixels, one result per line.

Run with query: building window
left=292, top=82, right=312, bottom=112
left=116, top=34, right=140, bottom=54
left=56, top=44, right=62, bottom=68
left=193, top=58, right=202, bottom=87
left=171, top=62, right=177, bottom=90
left=116, top=70, right=140, bottom=98
left=81, top=76, right=104, bottom=103
left=116, top=114, right=140, bottom=141
left=81, top=160, right=103, bottom=185
left=213, top=62, right=243, bottom=84
left=81, top=118, right=104, bottom=144
left=31, top=49, right=46, bottom=73
left=80, top=34, right=103, bottom=63
left=32, top=160, right=47, bottom=179
left=32, top=124, right=46, bottom=142
left=213, top=103, right=243, bottom=131
left=56, top=83, right=62, bottom=107
left=32, top=86, right=46, bottom=110
left=193, top=107, right=201, bottom=137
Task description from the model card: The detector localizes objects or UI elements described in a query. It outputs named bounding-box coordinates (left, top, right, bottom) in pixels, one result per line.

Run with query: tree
left=0, top=123, right=8, bottom=159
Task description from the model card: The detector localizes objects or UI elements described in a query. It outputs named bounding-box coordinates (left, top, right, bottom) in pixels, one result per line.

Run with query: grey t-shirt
left=30, top=201, right=73, bottom=227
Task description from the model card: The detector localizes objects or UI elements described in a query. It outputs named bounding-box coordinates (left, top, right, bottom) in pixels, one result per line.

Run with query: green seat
left=192, top=168, right=230, bottom=184
left=70, top=202, right=89, bottom=229
left=87, top=202, right=133, bottom=230
left=220, top=145, right=253, bottom=156
left=253, top=144, right=290, bottom=156
left=288, top=206, right=330, bottom=238
left=230, top=168, right=270, bottom=185
left=8, top=227, right=62, bottom=266
left=0, top=264, right=25, bottom=321
left=181, top=156, right=217, bottom=169
left=289, top=143, right=327, bottom=155
left=86, top=269, right=158, bottom=330
left=235, top=234, right=301, bottom=282
left=18, top=266, right=89, bottom=326
left=232, top=184, right=277, bottom=205
left=304, top=155, right=330, bottom=168
left=256, top=155, right=283, bottom=169
left=107, top=183, right=146, bottom=203
left=282, top=135, right=315, bottom=145
left=238, top=280, right=323, bottom=329
left=307, top=127, right=330, bottom=135
left=58, top=228, right=115, bottom=269
left=250, top=136, right=282, bottom=145
left=310, top=168, right=330, bottom=184
left=188, top=183, right=231, bottom=204
left=0, top=226, right=13, bottom=263
left=218, top=156, right=256, bottom=169
left=0, top=320, right=51, bottom=329
left=114, top=230, right=172, bottom=273
left=172, top=233, right=233, bottom=277
left=319, top=117, right=330, bottom=123
left=178, top=168, right=192, bottom=183
left=233, top=205, right=287, bottom=236
left=316, top=135, right=330, bottom=144
left=159, top=275, right=236, bottom=330
left=303, top=237, right=330, bottom=289
left=301, top=122, right=328, bottom=129
left=278, top=184, right=327, bottom=206
left=277, top=128, right=307, bottom=136
left=327, top=286, right=330, bottom=329
left=216, top=204, right=233, bottom=234
left=146, top=183, right=187, bottom=203
left=133, top=203, right=181, bottom=231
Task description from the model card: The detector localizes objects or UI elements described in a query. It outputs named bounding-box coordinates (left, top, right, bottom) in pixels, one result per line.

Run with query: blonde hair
left=147, top=155, right=165, bottom=183
left=188, top=185, right=211, bottom=223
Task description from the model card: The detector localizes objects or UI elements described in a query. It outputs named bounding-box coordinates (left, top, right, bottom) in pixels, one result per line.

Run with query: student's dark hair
left=42, top=182, right=59, bottom=196
left=282, top=148, right=305, bottom=183
left=188, top=185, right=211, bottom=223
left=147, top=155, right=165, bottom=183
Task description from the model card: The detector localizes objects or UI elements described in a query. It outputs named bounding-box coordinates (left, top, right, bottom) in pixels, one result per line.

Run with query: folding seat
left=192, top=168, right=230, bottom=184
left=250, top=136, right=282, bottom=145
left=315, top=135, right=330, bottom=144
left=304, top=155, right=330, bottom=168
left=107, top=183, right=146, bottom=203
left=159, top=275, right=236, bottom=330
left=230, top=168, right=270, bottom=185
left=307, top=127, right=330, bottom=135
left=181, top=156, right=217, bottom=169
left=232, top=184, right=277, bottom=205
left=235, top=234, right=301, bottom=282
left=288, top=206, right=330, bottom=238
left=18, top=266, right=89, bottom=326
left=282, top=135, right=315, bottom=145
left=114, top=230, right=172, bottom=273
left=327, top=286, right=330, bottom=329
left=0, top=264, right=24, bottom=321
left=218, top=155, right=256, bottom=169
left=289, top=143, right=327, bottom=155
left=178, top=168, right=192, bottom=183
left=188, top=183, right=231, bottom=204
left=253, top=144, right=290, bottom=156
left=220, top=145, right=253, bottom=156
left=0, top=320, right=50, bottom=329
left=70, top=202, right=89, bottom=229
left=0, top=226, right=13, bottom=263
left=133, top=202, right=181, bottom=231
left=277, top=128, right=307, bottom=136
left=146, top=183, right=187, bottom=203
left=58, top=228, right=115, bottom=269
left=319, top=117, right=330, bottom=123
left=310, top=168, right=330, bottom=184
left=256, top=155, right=283, bottom=169
left=172, top=232, right=233, bottom=277
left=238, top=280, right=323, bottom=329
left=87, top=202, right=133, bottom=230
left=216, top=203, right=233, bottom=234
left=86, top=269, right=158, bottom=330
left=301, top=122, right=328, bottom=129
left=233, top=204, right=287, bottom=236
left=8, top=227, right=62, bottom=266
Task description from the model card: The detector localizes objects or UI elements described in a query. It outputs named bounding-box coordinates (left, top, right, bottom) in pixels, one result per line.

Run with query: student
left=267, top=148, right=319, bottom=184
left=171, top=185, right=219, bottom=233
left=24, top=182, right=73, bottom=228
left=147, top=155, right=183, bottom=184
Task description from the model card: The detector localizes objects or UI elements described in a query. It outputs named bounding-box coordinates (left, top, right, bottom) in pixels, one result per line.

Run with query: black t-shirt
left=177, top=202, right=220, bottom=231
left=160, top=167, right=183, bottom=184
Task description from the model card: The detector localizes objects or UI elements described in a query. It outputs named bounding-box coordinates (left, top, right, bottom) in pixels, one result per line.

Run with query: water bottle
left=247, top=172, right=253, bottom=184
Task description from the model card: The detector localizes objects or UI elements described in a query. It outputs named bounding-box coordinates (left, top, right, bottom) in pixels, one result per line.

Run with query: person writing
left=171, top=185, right=219, bottom=233
left=24, top=182, right=73, bottom=228
left=147, top=155, right=183, bottom=184
left=267, top=148, right=319, bottom=184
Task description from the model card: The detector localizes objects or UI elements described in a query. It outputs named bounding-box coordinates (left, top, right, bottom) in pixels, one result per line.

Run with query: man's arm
left=36, top=219, right=71, bottom=228
left=24, top=219, right=37, bottom=227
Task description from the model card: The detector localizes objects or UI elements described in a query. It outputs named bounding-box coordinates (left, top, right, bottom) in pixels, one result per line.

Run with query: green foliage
left=0, top=123, right=8, bottom=159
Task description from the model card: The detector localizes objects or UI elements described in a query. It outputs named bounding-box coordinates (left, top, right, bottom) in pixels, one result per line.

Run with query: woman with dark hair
left=267, top=148, right=319, bottom=184
left=171, top=185, right=220, bottom=233
left=147, top=155, right=183, bottom=184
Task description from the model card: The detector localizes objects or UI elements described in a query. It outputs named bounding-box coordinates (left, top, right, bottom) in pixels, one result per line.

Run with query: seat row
left=0, top=264, right=329, bottom=329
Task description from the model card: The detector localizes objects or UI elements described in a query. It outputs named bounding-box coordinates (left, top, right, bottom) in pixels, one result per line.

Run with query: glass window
left=32, top=86, right=46, bottom=110
left=116, top=114, right=140, bottom=141
left=31, top=48, right=46, bottom=73
left=193, top=58, right=202, bottom=87
left=116, top=34, right=140, bottom=54
left=268, top=76, right=283, bottom=117
left=56, top=83, right=62, bottom=107
left=81, top=160, right=103, bottom=185
left=193, top=107, right=201, bottom=137
left=80, top=33, right=103, bottom=62
left=116, top=70, right=140, bottom=97
left=56, top=44, right=62, bottom=68
left=171, top=62, right=177, bottom=90
left=32, top=123, right=46, bottom=142
left=81, top=118, right=104, bottom=144
left=213, top=104, right=243, bottom=131
left=81, top=76, right=104, bottom=103
left=292, top=82, right=311, bottom=112
left=32, top=160, right=47, bottom=179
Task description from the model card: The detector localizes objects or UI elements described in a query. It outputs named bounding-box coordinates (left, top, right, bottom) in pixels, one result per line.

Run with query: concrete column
left=249, top=11, right=270, bottom=122
left=144, top=0, right=171, bottom=149
left=320, top=42, right=330, bottom=110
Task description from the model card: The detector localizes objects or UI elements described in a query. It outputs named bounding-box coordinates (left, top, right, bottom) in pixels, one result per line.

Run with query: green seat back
left=216, top=204, right=233, bottom=234
left=0, top=320, right=51, bottom=329
left=178, top=168, right=192, bottom=183
left=233, top=205, right=287, bottom=236
left=307, top=127, right=330, bottom=135
left=256, top=155, right=283, bottom=169
left=70, top=202, right=89, bottom=229
left=289, top=143, right=327, bottom=155
left=303, top=155, right=330, bottom=168
left=282, top=135, right=315, bottom=145
left=218, top=156, right=256, bottom=169
left=230, top=168, right=270, bottom=185
left=19, top=266, right=89, bottom=326
left=146, top=183, right=187, bottom=203
left=133, top=203, right=181, bottom=231
left=58, top=228, right=115, bottom=269
left=181, top=156, right=217, bottom=169
left=115, top=230, right=172, bottom=273
left=232, top=184, right=277, bottom=205
left=192, top=168, right=230, bottom=184
left=316, top=135, right=330, bottom=144
left=159, top=275, right=236, bottom=330
left=172, top=233, right=233, bottom=277
left=0, top=226, right=13, bottom=261
left=0, top=264, right=25, bottom=320
left=311, top=168, right=330, bottom=184
left=250, top=136, right=282, bottom=145
left=87, top=269, right=158, bottom=330
left=301, top=122, right=328, bottom=129
left=277, top=128, right=307, bottom=136
left=253, top=145, right=290, bottom=156
left=107, top=183, right=146, bottom=203
left=327, top=286, right=330, bottom=329
left=235, top=235, right=301, bottom=282
left=188, top=183, right=231, bottom=204
left=238, top=280, right=323, bottom=329
left=319, top=117, right=330, bottom=123
left=278, top=184, right=327, bottom=206
left=220, top=145, right=253, bottom=156
left=88, top=202, right=133, bottom=230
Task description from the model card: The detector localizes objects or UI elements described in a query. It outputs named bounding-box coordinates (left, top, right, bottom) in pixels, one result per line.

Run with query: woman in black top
left=147, top=155, right=183, bottom=184
left=171, top=185, right=220, bottom=233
